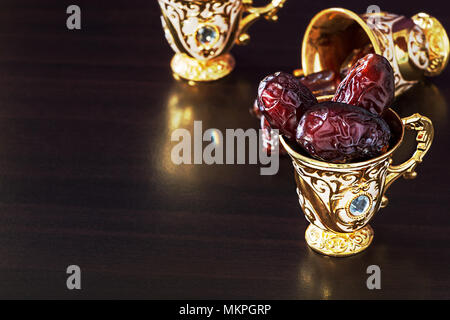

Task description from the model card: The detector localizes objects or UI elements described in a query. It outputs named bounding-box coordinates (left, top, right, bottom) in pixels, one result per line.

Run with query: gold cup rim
left=301, top=7, right=382, bottom=76
left=280, top=107, right=405, bottom=169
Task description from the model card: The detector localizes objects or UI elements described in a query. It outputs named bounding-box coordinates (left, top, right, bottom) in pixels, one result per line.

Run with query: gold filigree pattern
left=292, top=158, right=388, bottom=233
left=159, top=0, right=242, bottom=61
left=361, top=13, right=423, bottom=95
left=171, top=52, right=235, bottom=81
left=158, top=0, right=287, bottom=81
left=408, top=25, right=429, bottom=70
left=412, top=13, right=450, bottom=76
left=280, top=109, right=434, bottom=257
left=385, top=113, right=434, bottom=187
left=300, top=9, right=449, bottom=97
left=306, top=224, right=374, bottom=257
left=360, top=11, right=449, bottom=93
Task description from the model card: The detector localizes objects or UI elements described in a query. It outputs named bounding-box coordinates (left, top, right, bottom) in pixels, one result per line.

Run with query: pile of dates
left=256, top=53, right=395, bottom=163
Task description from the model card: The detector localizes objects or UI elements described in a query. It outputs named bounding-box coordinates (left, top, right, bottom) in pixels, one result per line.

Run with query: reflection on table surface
left=149, top=76, right=449, bottom=299
left=395, top=80, right=447, bottom=129
left=2, top=0, right=450, bottom=299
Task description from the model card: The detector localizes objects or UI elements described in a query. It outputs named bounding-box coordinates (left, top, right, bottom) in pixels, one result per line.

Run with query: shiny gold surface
left=385, top=113, right=434, bottom=188
left=171, top=53, right=235, bottom=82
left=305, top=224, right=374, bottom=257
left=280, top=108, right=434, bottom=257
left=300, top=8, right=450, bottom=96
left=301, top=8, right=381, bottom=75
left=412, top=13, right=450, bottom=76
left=158, top=0, right=286, bottom=82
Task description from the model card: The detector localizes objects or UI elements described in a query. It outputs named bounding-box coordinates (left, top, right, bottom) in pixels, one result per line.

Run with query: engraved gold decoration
left=171, top=53, right=235, bottom=82
left=411, top=13, right=450, bottom=76
left=296, top=8, right=450, bottom=96
left=280, top=105, right=434, bottom=257
left=158, top=0, right=287, bottom=82
left=305, top=224, right=374, bottom=257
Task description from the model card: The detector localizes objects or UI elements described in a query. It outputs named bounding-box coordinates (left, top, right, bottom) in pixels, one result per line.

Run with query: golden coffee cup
left=294, top=8, right=449, bottom=96
left=280, top=99, right=434, bottom=257
left=158, top=0, right=287, bottom=83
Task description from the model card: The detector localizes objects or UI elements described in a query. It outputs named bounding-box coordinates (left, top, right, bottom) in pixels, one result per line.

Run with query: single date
left=258, top=72, right=317, bottom=139
left=296, top=101, right=391, bottom=163
left=333, top=53, right=395, bottom=115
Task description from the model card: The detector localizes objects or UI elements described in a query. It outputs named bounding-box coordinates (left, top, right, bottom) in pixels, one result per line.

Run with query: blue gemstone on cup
left=349, top=195, right=370, bottom=215
left=196, top=26, right=217, bottom=45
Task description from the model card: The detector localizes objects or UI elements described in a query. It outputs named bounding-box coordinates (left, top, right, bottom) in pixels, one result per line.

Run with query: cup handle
left=236, top=0, right=287, bottom=45
left=381, top=113, right=434, bottom=207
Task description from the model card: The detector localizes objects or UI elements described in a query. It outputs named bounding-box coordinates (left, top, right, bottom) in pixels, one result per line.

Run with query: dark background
left=0, top=0, right=448, bottom=299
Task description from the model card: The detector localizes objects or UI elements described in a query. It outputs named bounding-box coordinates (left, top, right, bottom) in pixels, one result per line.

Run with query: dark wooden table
left=0, top=0, right=449, bottom=299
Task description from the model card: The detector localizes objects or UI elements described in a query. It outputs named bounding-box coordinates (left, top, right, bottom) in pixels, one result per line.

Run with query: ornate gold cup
left=280, top=103, right=434, bottom=257
left=295, top=8, right=449, bottom=96
left=158, top=0, right=286, bottom=82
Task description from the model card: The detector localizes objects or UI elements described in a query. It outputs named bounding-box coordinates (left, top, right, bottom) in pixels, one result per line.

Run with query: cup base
left=305, top=224, right=374, bottom=257
left=171, top=53, right=235, bottom=82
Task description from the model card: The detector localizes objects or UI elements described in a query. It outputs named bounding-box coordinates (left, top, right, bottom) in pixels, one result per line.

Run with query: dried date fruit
left=260, top=115, right=286, bottom=155
left=297, top=70, right=341, bottom=96
left=333, top=53, right=395, bottom=115
left=258, top=72, right=317, bottom=139
left=296, top=101, right=391, bottom=163
left=339, top=44, right=374, bottom=79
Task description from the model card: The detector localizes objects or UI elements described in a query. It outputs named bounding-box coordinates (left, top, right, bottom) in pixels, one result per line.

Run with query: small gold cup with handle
left=280, top=97, right=434, bottom=257
left=158, top=0, right=287, bottom=83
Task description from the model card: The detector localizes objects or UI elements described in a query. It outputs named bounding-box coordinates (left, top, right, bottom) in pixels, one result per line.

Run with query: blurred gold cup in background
left=158, top=0, right=287, bottom=83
